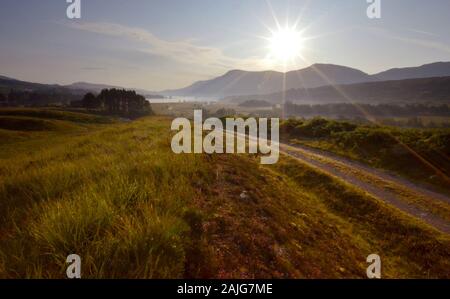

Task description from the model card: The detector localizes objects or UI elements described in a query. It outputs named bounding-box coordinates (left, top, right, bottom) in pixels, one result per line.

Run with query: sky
left=0, top=0, right=450, bottom=91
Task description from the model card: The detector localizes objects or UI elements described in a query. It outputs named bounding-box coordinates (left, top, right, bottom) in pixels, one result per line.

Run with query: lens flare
left=268, top=26, right=304, bottom=62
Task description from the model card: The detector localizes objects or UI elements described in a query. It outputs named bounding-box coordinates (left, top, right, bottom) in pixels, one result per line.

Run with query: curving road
left=280, top=142, right=450, bottom=234
left=225, top=129, right=450, bottom=234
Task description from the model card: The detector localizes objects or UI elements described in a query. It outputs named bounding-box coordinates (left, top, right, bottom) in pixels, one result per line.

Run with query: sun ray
left=266, top=25, right=305, bottom=65
left=265, top=0, right=282, bottom=31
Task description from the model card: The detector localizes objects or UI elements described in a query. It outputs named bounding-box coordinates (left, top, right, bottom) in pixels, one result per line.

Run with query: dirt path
left=222, top=129, right=450, bottom=234
left=280, top=142, right=450, bottom=234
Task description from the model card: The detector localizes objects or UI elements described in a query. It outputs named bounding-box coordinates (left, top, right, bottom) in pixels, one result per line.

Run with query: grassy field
left=0, top=108, right=449, bottom=278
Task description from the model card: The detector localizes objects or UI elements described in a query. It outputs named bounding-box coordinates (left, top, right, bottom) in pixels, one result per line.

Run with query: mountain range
left=227, top=76, right=450, bottom=105
left=2, top=61, right=450, bottom=102
left=0, top=77, right=155, bottom=97
left=161, top=61, right=450, bottom=98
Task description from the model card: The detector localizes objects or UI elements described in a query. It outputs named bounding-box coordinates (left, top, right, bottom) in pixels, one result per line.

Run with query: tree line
left=0, top=88, right=153, bottom=118
left=72, top=89, right=153, bottom=117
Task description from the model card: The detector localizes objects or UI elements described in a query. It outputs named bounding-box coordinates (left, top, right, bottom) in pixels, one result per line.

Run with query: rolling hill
left=373, top=62, right=450, bottom=81
left=0, top=77, right=155, bottom=97
left=0, top=77, right=73, bottom=94
left=0, top=77, right=161, bottom=106
left=161, top=64, right=375, bottom=97
left=0, top=109, right=449, bottom=278
left=66, top=82, right=122, bottom=93
left=2, top=61, right=450, bottom=101
left=225, top=76, right=450, bottom=105
left=162, top=62, right=450, bottom=98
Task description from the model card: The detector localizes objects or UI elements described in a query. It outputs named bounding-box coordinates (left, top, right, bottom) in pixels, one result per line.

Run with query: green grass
left=0, top=109, right=449, bottom=278
left=0, top=108, right=116, bottom=124
left=0, top=116, right=83, bottom=132
left=0, top=109, right=117, bottom=158
left=272, top=157, right=450, bottom=278
left=0, top=115, right=205, bottom=278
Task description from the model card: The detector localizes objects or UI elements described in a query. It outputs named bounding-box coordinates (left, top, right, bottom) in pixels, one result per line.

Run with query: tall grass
left=273, top=157, right=450, bottom=278
left=0, top=117, right=209, bottom=278
left=0, top=111, right=449, bottom=278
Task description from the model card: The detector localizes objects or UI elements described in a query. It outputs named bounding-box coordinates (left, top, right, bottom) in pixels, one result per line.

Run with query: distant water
left=146, top=96, right=218, bottom=104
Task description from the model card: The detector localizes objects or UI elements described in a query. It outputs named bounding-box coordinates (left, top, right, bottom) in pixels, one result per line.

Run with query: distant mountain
left=0, top=77, right=157, bottom=97
left=0, top=77, right=109, bottom=95
left=65, top=82, right=157, bottom=97
left=0, top=76, right=162, bottom=106
left=0, top=77, right=85, bottom=106
left=3, top=61, right=450, bottom=101
left=66, top=82, right=121, bottom=93
left=161, top=64, right=375, bottom=97
left=162, top=62, right=450, bottom=98
left=0, top=76, right=68, bottom=94
left=226, top=76, right=450, bottom=105
left=373, top=62, right=450, bottom=81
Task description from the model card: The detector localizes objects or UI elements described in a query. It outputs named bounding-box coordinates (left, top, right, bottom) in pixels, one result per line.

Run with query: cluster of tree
left=285, top=102, right=450, bottom=118
left=73, top=89, right=153, bottom=117
left=1, top=90, right=81, bottom=107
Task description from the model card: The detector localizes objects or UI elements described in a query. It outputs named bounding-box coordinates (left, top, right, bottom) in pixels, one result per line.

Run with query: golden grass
left=0, top=110, right=449, bottom=278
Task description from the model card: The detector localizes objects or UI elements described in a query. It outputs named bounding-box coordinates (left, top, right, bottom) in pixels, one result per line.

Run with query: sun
left=267, top=26, right=304, bottom=63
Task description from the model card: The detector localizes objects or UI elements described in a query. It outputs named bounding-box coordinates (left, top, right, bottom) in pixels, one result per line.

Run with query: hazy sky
left=1, top=0, right=450, bottom=91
